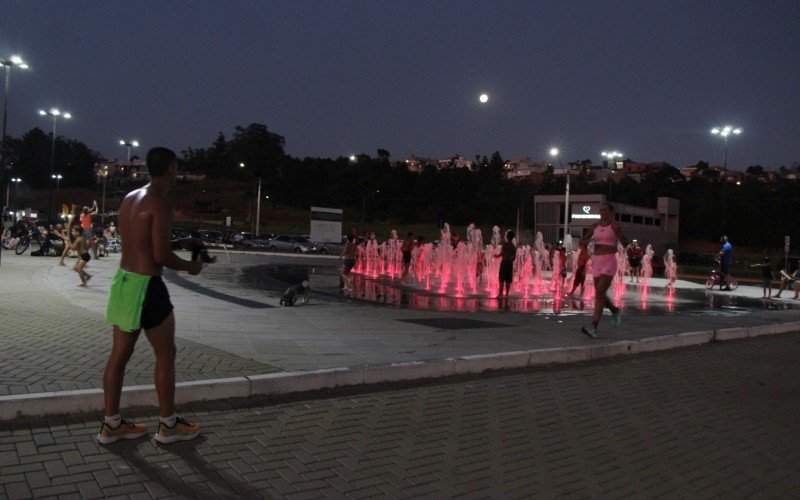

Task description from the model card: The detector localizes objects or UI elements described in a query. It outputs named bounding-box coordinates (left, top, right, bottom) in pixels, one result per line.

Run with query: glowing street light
left=601, top=151, right=624, bottom=168
left=349, top=155, right=357, bottom=162
left=1, top=55, right=29, bottom=211
left=6, top=176, right=21, bottom=209
left=711, top=125, right=742, bottom=230
left=51, top=173, right=63, bottom=209
left=119, top=139, right=139, bottom=177
left=39, top=108, right=71, bottom=221
left=550, top=148, right=570, bottom=242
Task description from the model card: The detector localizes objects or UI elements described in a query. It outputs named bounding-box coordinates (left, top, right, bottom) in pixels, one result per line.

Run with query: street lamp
left=550, top=148, right=569, bottom=242
left=97, top=166, right=109, bottom=224
left=51, top=174, right=63, bottom=212
left=601, top=151, right=624, bottom=199
left=39, top=108, right=71, bottom=222
left=7, top=176, right=21, bottom=210
left=1, top=55, right=28, bottom=212
left=119, top=139, right=139, bottom=177
left=710, top=125, right=742, bottom=230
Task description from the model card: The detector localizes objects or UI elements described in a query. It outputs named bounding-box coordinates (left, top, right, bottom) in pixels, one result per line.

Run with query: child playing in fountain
left=566, top=243, right=589, bottom=297
left=495, top=230, right=517, bottom=299
left=750, top=256, right=774, bottom=299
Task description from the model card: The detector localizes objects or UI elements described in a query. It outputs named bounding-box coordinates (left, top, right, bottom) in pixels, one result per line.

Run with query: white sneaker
left=581, top=324, right=597, bottom=338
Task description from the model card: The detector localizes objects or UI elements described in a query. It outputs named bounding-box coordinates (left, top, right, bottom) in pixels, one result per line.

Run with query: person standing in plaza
left=340, top=233, right=357, bottom=292
left=750, top=256, right=774, bottom=299
left=401, top=231, right=414, bottom=277
left=578, top=203, right=628, bottom=338
left=98, top=147, right=204, bottom=445
left=495, top=229, right=517, bottom=299
left=718, top=235, right=733, bottom=291
left=80, top=202, right=100, bottom=259
left=626, top=239, right=643, bottom=283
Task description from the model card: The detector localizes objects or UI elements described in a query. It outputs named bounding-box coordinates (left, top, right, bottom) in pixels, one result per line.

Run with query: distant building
left=404, top=155, right=437, bottom=172
left=505, top=157, right=547, bottom=180
left=438, top=156, right=474, bottom=171
left=533, top=194, right=679, bottom=251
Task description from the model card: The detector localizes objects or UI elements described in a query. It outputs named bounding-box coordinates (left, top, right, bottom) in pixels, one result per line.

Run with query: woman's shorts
left=499, top=260, right=513, bottom=284
left=592, top=253, right=618, bottom=277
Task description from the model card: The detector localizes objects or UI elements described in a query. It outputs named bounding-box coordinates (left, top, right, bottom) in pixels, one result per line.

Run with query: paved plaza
left=1, top=250, right=800, bottom=497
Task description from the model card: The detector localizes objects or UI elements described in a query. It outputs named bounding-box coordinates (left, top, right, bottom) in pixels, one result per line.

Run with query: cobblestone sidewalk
left=2, top=334, right=799, bottom=498
left=0, top=257, right=279, bottom=396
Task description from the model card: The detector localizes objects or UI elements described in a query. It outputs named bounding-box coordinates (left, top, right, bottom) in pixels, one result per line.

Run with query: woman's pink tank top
left=593, top=224, right=617, bottom=246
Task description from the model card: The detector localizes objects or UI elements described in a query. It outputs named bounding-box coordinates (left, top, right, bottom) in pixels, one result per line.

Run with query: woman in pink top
left=578, top=203, right=629, bottom=338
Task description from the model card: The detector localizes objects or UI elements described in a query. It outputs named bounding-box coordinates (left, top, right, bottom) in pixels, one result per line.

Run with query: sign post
left=310, top=207, right=343, bottom=245
left=785, top=235, right=790, bottom=269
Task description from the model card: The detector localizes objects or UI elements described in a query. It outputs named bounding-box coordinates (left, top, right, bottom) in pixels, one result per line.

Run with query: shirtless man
left=98, top=147, right=205, bottom=445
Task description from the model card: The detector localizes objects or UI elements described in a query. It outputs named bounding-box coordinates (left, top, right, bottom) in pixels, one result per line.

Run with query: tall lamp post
left=7, top=177, right=21, bottom=213
left=1, top=55, right=28, bottom=212
left=119, top=139, right=139, bottom=177
left=550, top=148, right=569, bottom=243
left=38, top=108, right=71, bottom=222
left=51, top=174, right=62, bottom=213
left=601, top=151, right=623, bottom=199
left=98, top=166, right=108, bottom=224
left=710, top=125, right=741, bottom=231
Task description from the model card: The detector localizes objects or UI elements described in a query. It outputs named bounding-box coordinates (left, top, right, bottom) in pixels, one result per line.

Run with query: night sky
left=1, top=1, right=798, bottom=169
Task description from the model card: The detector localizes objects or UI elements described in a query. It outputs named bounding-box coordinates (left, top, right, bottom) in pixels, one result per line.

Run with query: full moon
left=479, top=93, right=489, bottom=103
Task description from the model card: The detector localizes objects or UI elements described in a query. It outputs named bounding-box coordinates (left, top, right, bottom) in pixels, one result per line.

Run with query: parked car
left=266, top=234, right=318, bottom=253
left=225, top=231, right=253, bottom=245
left=242, top=234, right=273, bottom=249
left=318, top=235, right=346, bottom=255
left=171, top=227, right=190, bottom=240
left=192, top=229, right=224, bottom=246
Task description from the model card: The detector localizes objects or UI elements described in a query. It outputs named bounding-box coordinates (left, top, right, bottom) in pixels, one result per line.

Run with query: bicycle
left=705, top=260, right=738, bottom=290
left=14, top=227, right=64, bottom=256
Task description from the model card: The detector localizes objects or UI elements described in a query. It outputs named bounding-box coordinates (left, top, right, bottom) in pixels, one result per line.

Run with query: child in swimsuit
left=70, top=226, right=92, bottom=286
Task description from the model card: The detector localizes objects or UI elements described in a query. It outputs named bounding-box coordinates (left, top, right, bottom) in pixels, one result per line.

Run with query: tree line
left=4, top=123, right=799, bottom=250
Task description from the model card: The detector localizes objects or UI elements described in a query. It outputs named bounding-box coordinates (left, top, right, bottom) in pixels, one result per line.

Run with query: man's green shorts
left=106, top=269, right=173, bottom=332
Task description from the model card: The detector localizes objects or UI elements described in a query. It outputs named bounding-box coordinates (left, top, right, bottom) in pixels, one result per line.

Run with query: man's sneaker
left=155, top=417, right=201, bottom=444
left=97, top=419, right=148, bottom=444
left=581, top=324, right=597, bottom=338
left=611, top=308, right=622, bottom=327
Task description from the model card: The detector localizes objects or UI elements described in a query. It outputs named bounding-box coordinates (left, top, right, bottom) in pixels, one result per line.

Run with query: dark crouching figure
left=280, top=280, right=310, bottom=306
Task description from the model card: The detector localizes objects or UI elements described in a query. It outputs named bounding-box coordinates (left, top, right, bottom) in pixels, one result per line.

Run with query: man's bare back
left=118, top=184, right=200, bottom=277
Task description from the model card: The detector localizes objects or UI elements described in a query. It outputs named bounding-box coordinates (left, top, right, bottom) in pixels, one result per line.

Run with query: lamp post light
left=1, top=55, right=28, bottom=212
left=550, top=148, right=569, bottom=242
left=7, top=176, right=21, bottom=210
left=98, top=166, right=108, bottom=224
left=39, top=108, right=71, bottom=222
left=119, top=139, right=139, bottom=177
left=601, top=151, right=624, bottom=199
left=51, top=173, right=63, bottom=211
left=710, top=125, right=741, bottom=231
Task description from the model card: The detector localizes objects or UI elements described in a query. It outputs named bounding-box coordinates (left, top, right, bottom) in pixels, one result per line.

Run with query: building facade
left=533, top=194, right=679, bottom=252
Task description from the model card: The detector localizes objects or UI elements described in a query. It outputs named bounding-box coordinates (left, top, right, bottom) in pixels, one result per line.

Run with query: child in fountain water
left=567, top=243, right=589, bottom=297
left=495, top=230, right=517, bottom=298
left=750, top=256, right=774, bottom=299
left=340, top=234, right=357, bottom=292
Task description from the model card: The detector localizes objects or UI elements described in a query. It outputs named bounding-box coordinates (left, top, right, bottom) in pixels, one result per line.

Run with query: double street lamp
left=1, top=55, right=29, bottom=211
left=601, top=151, right=624, bottom=199
left=710, top=125, right=742, bottom=230
left=39, top=108, right=71, bottom=222
left=119, top=139, right=139, bottom=177
left=6, top=176, right=21, bottom=211
left=51, top=173, right=63, bottom=211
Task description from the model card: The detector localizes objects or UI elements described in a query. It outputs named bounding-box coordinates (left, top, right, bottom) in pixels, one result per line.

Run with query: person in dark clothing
left=495, top=230, right=517, bottom=299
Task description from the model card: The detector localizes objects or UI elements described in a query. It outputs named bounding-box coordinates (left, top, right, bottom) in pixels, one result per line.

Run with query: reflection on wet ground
left=226, top=263, right=798, bottom=317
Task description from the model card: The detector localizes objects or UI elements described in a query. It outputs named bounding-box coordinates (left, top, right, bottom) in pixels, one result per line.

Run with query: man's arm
left=151, top=198, right=202, bottom=275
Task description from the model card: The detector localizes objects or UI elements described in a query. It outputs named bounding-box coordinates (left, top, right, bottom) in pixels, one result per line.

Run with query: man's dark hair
left=146, top=147, right=177, bottom=178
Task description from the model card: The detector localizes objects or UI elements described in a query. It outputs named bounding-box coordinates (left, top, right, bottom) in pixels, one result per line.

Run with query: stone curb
left=2, top=323, right=798, bottom=421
